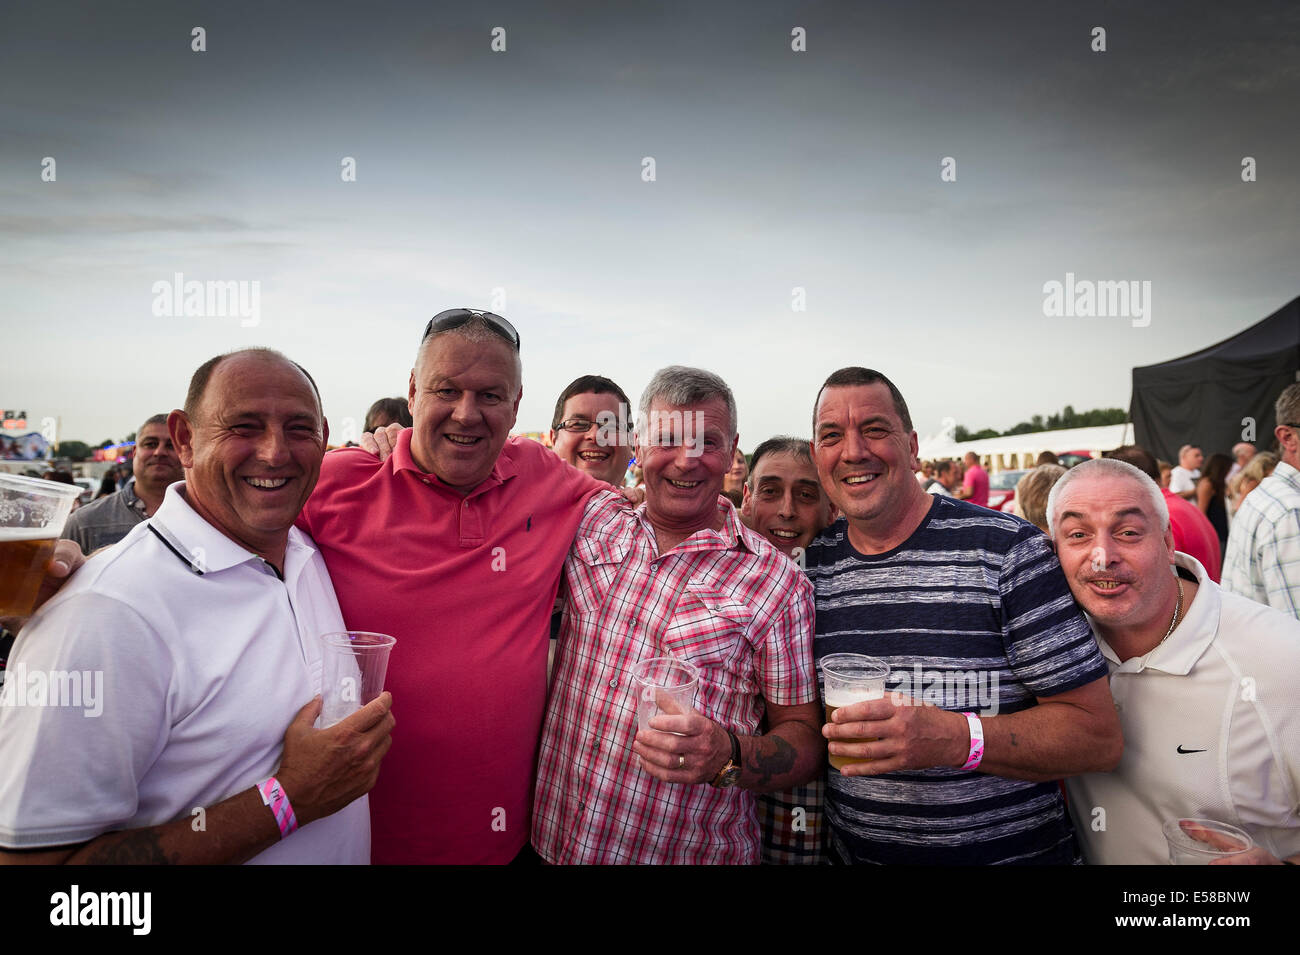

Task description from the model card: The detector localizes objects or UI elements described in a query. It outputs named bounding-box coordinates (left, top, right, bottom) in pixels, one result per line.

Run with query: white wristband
left=961, top=712, right=984, bottom=770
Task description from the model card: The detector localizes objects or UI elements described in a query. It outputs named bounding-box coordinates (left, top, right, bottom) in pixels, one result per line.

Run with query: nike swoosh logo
left=1176, top=745, right=1207, bottom=754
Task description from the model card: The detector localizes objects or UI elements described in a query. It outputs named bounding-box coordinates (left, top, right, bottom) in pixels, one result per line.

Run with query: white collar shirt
left=0, top=483, right=368, bottom=863
left=1067, top=552, right=1300, bottom=864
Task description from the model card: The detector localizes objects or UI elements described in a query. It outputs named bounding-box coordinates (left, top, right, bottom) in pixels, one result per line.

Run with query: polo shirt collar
left=1090, top=551, right=1219, bottom=675
left=390, top=427, right=518, bottom=497
left=634, top=495, right=758, bottom=557
left=148, top=482, right=308, bottom=578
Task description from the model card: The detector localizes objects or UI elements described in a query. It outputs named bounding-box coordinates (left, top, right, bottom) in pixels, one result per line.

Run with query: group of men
left=2, top=308, right=1297, bottom=866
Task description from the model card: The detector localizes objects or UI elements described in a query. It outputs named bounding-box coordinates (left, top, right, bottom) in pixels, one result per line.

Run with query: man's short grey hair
left=639, top=366, right=737, bottom=439
left=1275, top=383, right=1300, bottom=432
left=1046, top=457, right=1169, bottom=538
left=414, top=318, right=522, bottom=395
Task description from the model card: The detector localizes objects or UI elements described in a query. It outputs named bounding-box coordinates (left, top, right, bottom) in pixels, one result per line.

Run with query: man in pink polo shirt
left=298, top=309, right=617, bottom=864
left=955, top=451, right=990, bottom=507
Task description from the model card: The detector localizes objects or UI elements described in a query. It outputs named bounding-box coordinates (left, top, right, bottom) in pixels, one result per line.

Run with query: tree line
left=954, top=406, right=1127, bottom=443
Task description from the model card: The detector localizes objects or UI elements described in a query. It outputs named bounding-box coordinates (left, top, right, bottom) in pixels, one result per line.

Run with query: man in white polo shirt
left=1048, top=458, right=1300, bottom=865
left=1168, top=444, right=1203, bottom=500
left=0, top=348, right=393, bottom=864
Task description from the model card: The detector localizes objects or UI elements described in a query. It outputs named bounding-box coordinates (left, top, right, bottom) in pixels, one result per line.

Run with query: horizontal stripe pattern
left=807, top=496, right=1107, bottom=865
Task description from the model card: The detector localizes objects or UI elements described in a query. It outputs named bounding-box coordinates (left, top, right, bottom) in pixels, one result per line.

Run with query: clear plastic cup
left=820, top=653, right=890, bottom=771
left=0, top=473, right=83, bottom=617
left=319, top=631, right=396, bottom=727
left=1162, top=818, right=1254, bottom=865
left=630, top=656, right=699, bottom=732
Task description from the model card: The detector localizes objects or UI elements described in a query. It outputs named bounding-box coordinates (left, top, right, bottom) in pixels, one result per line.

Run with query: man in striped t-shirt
left=807, top=367, right=1122, bottom=865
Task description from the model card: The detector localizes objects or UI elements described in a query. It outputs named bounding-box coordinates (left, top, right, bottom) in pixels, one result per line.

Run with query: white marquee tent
left=917, top=422, right=1136, bottom=474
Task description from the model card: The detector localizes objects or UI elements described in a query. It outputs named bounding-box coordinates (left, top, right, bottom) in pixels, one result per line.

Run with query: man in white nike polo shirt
left=1048, top=458, right=1300, bottom=865
left=0, top=349, right=393, bottom=864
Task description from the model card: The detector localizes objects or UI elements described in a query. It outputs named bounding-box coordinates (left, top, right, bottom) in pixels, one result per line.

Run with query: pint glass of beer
left=820, top=653, right=890, bottom=771
left=0, top=473, right=83, bottom=617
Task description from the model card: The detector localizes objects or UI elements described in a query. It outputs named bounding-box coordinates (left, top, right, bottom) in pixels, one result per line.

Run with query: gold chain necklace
left=1155, top=576, right=1185, bottom=650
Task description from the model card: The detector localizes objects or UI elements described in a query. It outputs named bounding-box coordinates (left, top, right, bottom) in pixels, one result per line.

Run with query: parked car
left=988, top=469, right=1031, bottom=512
left=1058, top=450, right=1095, bottom=468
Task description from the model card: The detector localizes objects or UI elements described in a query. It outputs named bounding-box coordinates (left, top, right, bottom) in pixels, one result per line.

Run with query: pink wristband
left=257, top=776, right=299, bottom=839
left=961, top=712, right=984, bottom=770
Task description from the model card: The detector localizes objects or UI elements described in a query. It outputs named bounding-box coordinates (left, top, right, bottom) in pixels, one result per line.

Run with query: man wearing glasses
left=549, top=375, right=635, bottom=487
left=299, top=309, right=624, bottom=864
left=1223, top=383, right=1300, bottom=618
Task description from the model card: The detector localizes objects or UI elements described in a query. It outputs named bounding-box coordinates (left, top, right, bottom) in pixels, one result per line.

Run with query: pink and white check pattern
left=532, top=494, right=817, bottom=865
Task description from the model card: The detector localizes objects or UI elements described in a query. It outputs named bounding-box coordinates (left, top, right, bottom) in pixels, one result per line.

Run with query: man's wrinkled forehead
left=814, top=382, right=900, bottom=428
left=753, top=452, right=819, bottom=487
left=1057, top=476, right=1156, bottom=525
left=204, top=355, right=322, bottom=423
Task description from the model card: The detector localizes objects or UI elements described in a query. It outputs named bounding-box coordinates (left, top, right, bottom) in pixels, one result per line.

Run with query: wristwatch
left=710, top=731, right=742, bottom=788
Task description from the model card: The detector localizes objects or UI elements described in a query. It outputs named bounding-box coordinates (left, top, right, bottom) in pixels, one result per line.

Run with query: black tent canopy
left=1131, top=296, right=1300, bottom=463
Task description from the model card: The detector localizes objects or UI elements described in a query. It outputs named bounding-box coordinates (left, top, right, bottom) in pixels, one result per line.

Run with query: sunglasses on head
left=421, top=308, right=520, bottom=351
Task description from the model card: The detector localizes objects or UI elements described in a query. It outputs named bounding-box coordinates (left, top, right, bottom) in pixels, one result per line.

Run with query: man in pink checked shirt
left=530, top=366, right=823, bottom=865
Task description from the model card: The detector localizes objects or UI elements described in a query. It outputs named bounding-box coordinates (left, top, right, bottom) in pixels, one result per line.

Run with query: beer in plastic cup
left=820, top=653, right=890, bottom=771
left=0, top=474, right=83, bottom=617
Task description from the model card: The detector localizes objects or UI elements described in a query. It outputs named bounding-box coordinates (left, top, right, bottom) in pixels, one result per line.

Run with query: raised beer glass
left=820, top=653, right=889, bottom=771
left=0, top=474, right=82, bottom=617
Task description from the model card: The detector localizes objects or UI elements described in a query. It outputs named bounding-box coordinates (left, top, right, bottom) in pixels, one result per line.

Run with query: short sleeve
left=997, top=528, right=1108, bottom=699
left=0, top=592, right=175, bottom=848
left=754, top=572, right=818, bottom=708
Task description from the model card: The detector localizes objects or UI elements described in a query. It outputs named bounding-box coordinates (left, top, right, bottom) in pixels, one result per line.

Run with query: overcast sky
left=3, top=0, right=1297, bottom=448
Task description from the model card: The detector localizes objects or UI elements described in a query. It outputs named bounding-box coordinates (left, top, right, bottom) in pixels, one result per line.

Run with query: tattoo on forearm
left=1010, top=732, right=1018, bottom=747
left=83, top=829, right=177, bottom=865
left=747, top=736, right=796, bottom=787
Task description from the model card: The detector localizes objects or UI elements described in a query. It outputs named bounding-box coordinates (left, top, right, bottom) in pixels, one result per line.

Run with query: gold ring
left=678, top=755, right=685, bottom=768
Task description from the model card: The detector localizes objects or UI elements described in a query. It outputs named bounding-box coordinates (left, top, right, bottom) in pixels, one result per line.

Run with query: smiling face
left=408, top=332, right=522, bottom=490
left=1051, top=471, right=1178, bottom=645
left=813, top=382, right=926, bottom=542
left=723, top=447, right=748, bottom=495
left=637, top=396, right=736, bottom=539
left=132, top=420, right=183, bottom=496
left=549, top=390, right=632, bottom=485
left=172, top=353, right=327, bottom=563
left=741, top=451, right=833, bottom=557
